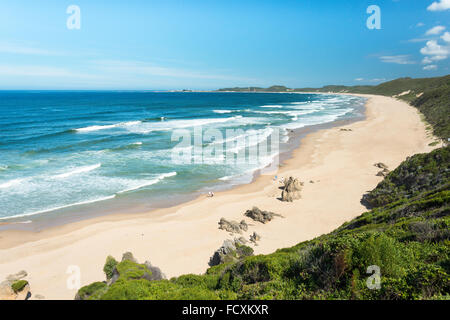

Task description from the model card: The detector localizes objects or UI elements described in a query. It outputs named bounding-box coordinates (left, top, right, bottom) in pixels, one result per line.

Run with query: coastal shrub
left=236, top=244, right=254, bottom=258
left=351, top=233, right=411, bottom=278
left=101, top=279, right=224, bottom=300
left=114, top=260, right=152, bottom=281
left=171, top=274, right=220, bottom=290
left=11, top=280, right=28, bottom=293
left=103, top=255, right=118, bottom=280
left=362, top=146, right=450, bottom=208
left=76, top=282, right=107, bottom=300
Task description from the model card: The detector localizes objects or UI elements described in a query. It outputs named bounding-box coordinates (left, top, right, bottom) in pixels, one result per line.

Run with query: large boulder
left=376, top=168, right=391, bottom=177
left=244, top=207, right=281, bottom=224
left=281, top=177, right=303, bottom=202
left=209, top=238, right=254, bottom=267
left=239, top=220, right=248, bottom=232
left=143, top=261, right=166, bottom=281
left=374, top=162, right=389, bottom=170
left=6, top=270, right=27, bottom=282
left=249, top=232, right=261, bottom=244
left=121, top=252, right=138, bottom=263
left=218, top=218, right=247, bottom=234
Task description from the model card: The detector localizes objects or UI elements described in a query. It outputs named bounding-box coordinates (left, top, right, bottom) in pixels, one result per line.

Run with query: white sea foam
left=75, top=121, right=142, bottom=133
left=213, top=110, right=234, bottom=114
left=126, top=116, right=244, bottom=134
left=0, top=195, right=117, bottom=220
left=53, top=163, right=101, bottom=179
left=219, top=175, right=233, bottom=181
left=116, top=172, right=177, bottom=194
left=282, top=107, right=353, bottom=130
left=225, top=127, right=274, bottom=154
left=0, top=178, right=24, bottom=189
left=259, top=105, right=283, bottom=108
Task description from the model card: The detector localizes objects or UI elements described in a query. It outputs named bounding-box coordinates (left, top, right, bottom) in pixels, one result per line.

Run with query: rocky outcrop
left=218, top=218, right=248, bottom=234
left=121, top=252, right=138, bottom=263
left=239, top=220, right=248, bottom=232
left=249, top=232, right=261, bottom=244
left=77, top=252, right=166, bottom=299
left=376, top=168, right=391, bottom=177
left=6, top=270, right=27, bottom=282
left=0, top=271, right=30, bottom=300
left=108, top=252, right=165, bottom=285
left=143, top=261, right=166, bottom=281
left=244, top=207, right=282, bottom=224
left=374, top=163, right=390, bottom=177
left=209, top=238, right=254, bottom=267
left=281, top=177, right=303, bottom=202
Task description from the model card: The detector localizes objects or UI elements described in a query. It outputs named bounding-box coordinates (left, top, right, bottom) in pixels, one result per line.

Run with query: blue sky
left=0, top=0, right=449, bottom=89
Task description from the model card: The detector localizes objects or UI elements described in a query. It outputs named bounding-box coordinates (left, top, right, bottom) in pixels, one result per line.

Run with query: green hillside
left=77, top=146, right=450, bottom=300
left=218, top=75, right=450, bottom=141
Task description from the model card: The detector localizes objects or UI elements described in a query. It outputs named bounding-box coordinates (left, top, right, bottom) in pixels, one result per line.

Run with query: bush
left=76, top=282, right=108, bottom=300
left=103, top=255, right=118, bottom=280
left=11, top=280, right=28, bottom=293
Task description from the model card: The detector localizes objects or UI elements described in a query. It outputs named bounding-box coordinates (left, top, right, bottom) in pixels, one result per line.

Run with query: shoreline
left=0, top=94, right=440, bottom=300
left=0, top=92, right=365, bottom=232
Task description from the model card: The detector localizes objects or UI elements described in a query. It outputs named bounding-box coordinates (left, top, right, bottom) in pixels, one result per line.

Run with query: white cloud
left=423, top=64, right=438, bottom=70
left=354, top=78, right=386, bottom=83
left=420, top=40, right=449, bottom=56
left=379, top=55, right=415, bottom=64
left=0, top=64, right=99, bottom=79
left=416, top=22, right=425, bottom=27
left=0, top=43, right=59, bottom=56
left=427, top=0, right=450, bottom=11
left=91, top=59, right=253, bottom=82
left=441, top=32, right=450, bottom=42
left=422, top=56, right=433, bottom=64
left=425, top=25, right=446, bottom=35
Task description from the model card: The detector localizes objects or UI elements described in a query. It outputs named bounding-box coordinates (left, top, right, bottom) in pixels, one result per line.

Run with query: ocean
left=0, top=91, right=365, bottom=225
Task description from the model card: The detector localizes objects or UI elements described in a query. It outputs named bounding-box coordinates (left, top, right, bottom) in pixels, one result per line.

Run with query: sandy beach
left=0, top=94, right=440, bottom=300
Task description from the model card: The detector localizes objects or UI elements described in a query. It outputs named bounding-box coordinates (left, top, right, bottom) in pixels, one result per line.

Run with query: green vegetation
left=75, top=282, right=108, bottom=300
left=362, top=146, right=449, bottom=208
left=77, top=146, right=450, bottom=300
left=218, top=75, right=450, bottom=141
left=412, top=85, right=450, bottom=140
left=11, top=280, right=28, bottom=293
left=103, top=255, right=118, bottom=280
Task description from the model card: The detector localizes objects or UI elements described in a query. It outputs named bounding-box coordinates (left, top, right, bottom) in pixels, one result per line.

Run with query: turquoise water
left=0, top=91, right=365, bottom=222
